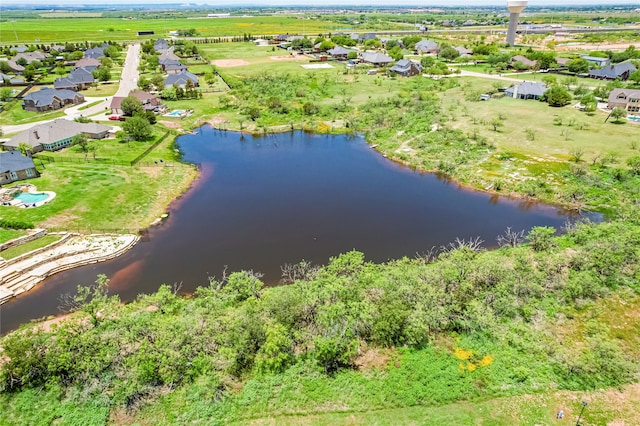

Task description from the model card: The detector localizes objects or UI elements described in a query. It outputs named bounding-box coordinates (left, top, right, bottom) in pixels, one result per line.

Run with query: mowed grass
left=0, top=16, right=338, bottom=43
left=0, top=229, right=27, bottom=245
left=1, top=136, right=197, bottom=231
left=0, top=235, right=61, bottom=260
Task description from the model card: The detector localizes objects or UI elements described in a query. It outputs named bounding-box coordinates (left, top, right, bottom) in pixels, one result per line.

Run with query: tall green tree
left=122, top=115, right=153, bottom=141
left=121, top=96, right=143, bottom=117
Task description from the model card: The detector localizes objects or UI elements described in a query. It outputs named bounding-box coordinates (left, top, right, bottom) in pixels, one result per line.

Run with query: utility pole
left=575, top=401, right=587, bottom=426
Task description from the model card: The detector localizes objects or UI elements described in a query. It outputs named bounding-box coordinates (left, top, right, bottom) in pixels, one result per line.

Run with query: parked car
left=108, top=115, right=120, bottom=120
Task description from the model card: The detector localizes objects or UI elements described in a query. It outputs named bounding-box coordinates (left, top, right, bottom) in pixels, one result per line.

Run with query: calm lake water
left=0, top=129, right=595, bottom=333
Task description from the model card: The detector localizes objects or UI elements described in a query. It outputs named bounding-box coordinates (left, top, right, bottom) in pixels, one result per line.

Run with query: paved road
left=1, top=43, right=140, bottom=136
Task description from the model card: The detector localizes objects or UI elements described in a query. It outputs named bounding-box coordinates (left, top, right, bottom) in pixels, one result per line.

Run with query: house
left=1, top=74, right=24, bottom=86
left=555, top=57, right=570, bottom=67
left=607, top=88, right=640, bottom=113
left=2, top=119, right=111, bottom=153
left=164, top=63, right=188, bottom=74
left=74, top=58, right=101, bottom=72
left=505, top=82, right=547, bottom=100
left=589, top=61, right=637, bottom=81
left=13, top=51, right=47, bottom=65
left=0, top=151, right=40, bottom=186
left=159, top=51, right=181, bottom=63
left=154, top=38, right=170, bottom=51
left=84, top=45, right=105, bottom=60
left=53, top=67, right=95, bottom=90
left=22, top=87, right=84, bottom=112
left=510, top=55, right=538, bottom=69
left=110, top=91, right=166, bottom=115
left=454, top=46, right=472, bottom=57
left=327, top=46, right=353, bottom=60
left=164, top=71, right=199, bottom=89
left=49, top=45, right=66, bottom=53
left=11, top=45, right=29, bottom=54
left=389, top=59, right=423, bottom=77
left=4, top=60, right=24, bottom=74
left=415, top=40, right=439, bottom=55
left=361, top=52, right=394, bottom=66
left=580, top=55, right=610, bottom=67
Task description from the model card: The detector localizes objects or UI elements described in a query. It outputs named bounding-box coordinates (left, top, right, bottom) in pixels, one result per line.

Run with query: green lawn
left=1, top=134, right=197, bottom=231
left=0, top=100, right=66, bottom=127
left=0, top=229, right=27, bottom=245
left=0, top=235, right=61, bottom=260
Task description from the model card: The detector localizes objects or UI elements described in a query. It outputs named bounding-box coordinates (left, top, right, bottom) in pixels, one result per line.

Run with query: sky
left=10, top=0, right=640, bottom=6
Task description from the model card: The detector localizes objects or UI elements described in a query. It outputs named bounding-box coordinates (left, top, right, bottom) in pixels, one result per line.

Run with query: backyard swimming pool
left=165, top=110, right=185, bottom=117
left=628, top=115, right=640, bottom=122
left=14, top=192, right=50, bottom=204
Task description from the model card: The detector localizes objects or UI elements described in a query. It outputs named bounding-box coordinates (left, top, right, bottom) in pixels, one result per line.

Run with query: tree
left=100, top=56, right=113, bottom=69
left=16, top=57, right=28, bottom=67
left=347, top=51, right=358, bottom=60
left=23, top=66, right=36, bottom=82
left=17, top=142, right=32, bottom=157
left=121, top=96, right=143, bottom=117
left=566, top=58, right=590, bottom=74
left=0, top=86, right=13, bottom=101
left=103, top=45, right=120, bottom=59
left=629, top=69, right=640, bottom=86
left=581, top=93, right=597, bottom=115
left=439, top=46, right=460, bottom=62
left=122, top=115, right=153, bottom=141
left=490, top=117, right=504, bottom=132
left=72, top=133, right=89, bottom=153
left=92, top=66, right=111, bottom=82
left=388, top=46, right=403, bottom=61
left=151, top=74, right=165, bottom=91
left=137, top=76, right=152, bottom=91
left=610, top=107, right=626, bottom=123
left=543, top=85, right=572, bottom=107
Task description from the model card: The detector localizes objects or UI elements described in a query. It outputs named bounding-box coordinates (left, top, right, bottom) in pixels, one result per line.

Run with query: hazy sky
left=11, top=0, right=640, bottom=6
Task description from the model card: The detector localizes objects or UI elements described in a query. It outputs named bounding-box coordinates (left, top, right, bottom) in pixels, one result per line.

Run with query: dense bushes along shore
left=1, top=214, right=639, bottom=422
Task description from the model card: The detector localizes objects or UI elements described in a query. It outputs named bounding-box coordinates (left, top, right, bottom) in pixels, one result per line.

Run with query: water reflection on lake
left=1, top=129, right=597, bottom=333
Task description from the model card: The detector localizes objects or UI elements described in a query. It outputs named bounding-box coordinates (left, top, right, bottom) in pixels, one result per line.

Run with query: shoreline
left=0, top=233, right=139, bottom=305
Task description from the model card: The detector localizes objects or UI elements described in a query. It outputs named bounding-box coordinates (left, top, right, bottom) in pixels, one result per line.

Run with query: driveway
left=1, top=43, right=140, bottom=136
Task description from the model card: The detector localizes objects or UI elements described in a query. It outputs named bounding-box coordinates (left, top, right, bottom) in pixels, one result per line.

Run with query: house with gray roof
left=164, top=63, right=188, bottom=74
left=84, top=46, right=105, bottom=60
left=415, top=40, right=439, bottom=55
left=74, top=57, right=101, bottom=71
left=390, top=59, right=423, bottom=77
left=505, top=82, right=547, bottom=100
left=110, top=91, right=166, bottom=115
left=0, top=151, right=40, bottom=186
left=22, top=87, right=85, bottom=112
left=11, top=45, right=29, bottom=54
left=608, top=88, right=640, bottom=114
left=2, top=119, right=111, bottom=153
left=4, top=60, right=24, bottom=74
left=165, top=71, right=198, bottom=89
left=159, top=51, right=181, bottom=63
left=454, top=46, right=472, bottom=57
left=327, top=46, right=353, bottom=59
left=13, top=51, right=47, bottom=65
left=361, top=52, right=394, bottom=66
left=154, top=38, right=170, bottom=51
left=53, top=67, right=95, bottom=90
left=510, top=55, right=538, bottom=69
left=589, top=61, right=637, bottom=81
left=49, top=45, right=66, bottom=53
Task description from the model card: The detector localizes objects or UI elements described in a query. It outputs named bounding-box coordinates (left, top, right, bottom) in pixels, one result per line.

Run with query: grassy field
left=0, top=134, right=197, bottom=231
left=0, top=16, right=342, bottom=44
left=0, top=100, right=66, bottom=128
left=0, top=229, right=27, bottom=245
left=0, top=235, right=61, bottom=260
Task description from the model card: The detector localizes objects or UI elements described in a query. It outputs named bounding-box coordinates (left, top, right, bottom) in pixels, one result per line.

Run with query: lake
left=0, top=129, right=594, bottom=333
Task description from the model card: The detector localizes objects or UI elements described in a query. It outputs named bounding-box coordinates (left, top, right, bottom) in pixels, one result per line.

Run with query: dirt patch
left=355, top=347, right=395, bottom=370
left=158, top=120, right=181, bottom=129
left=212, top=59, right=250, bottom=68
left=270, top=55, right=308, bottom=61
left=555, top=41, right=640, bottom=52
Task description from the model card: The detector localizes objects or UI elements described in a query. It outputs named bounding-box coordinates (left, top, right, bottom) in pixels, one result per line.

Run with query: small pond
left=0, top=129, right=599, bottom=333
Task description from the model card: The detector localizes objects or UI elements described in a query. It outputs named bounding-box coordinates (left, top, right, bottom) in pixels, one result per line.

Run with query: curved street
left=1, top=43, right=140, bottom=136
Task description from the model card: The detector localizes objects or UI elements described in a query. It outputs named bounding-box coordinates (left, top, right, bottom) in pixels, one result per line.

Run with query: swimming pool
left=14, top=192, right=50, bottom=204
left=165, top=110, right=185, bottom=117
left=628, top=116, right=640, bottom=122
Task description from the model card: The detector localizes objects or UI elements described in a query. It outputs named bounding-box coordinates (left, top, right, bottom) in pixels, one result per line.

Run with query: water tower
left=506, top=0, right=528, bottom=46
